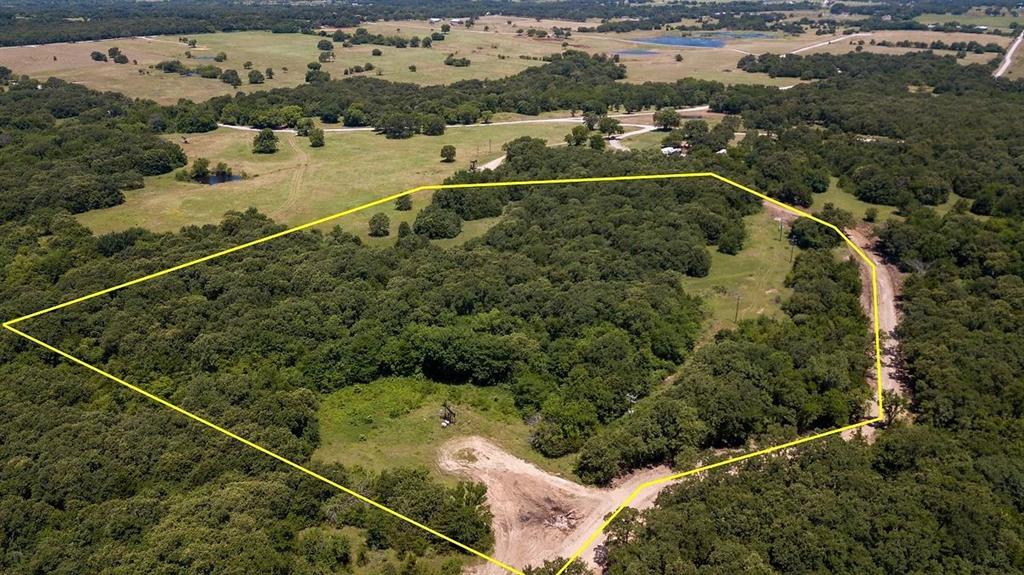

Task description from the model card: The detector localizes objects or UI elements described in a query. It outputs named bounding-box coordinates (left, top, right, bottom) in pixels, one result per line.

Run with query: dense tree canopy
left=725, top=51, right=1024, bottom=213
left=0, top=78, right=185, bottom=219
left=601, top=209, right=1024, bottom=575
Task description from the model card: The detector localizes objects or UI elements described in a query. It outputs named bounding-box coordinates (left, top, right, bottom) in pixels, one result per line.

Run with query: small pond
left=204, top=174, right=244, bottom=185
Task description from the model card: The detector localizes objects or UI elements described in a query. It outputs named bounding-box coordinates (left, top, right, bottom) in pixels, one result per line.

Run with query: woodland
left=1, top=6, right=1023, bottom=573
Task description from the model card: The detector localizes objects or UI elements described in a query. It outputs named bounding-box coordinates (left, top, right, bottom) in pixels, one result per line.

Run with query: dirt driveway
left=759, top=202, right=905, bottom=436
left=439, top=436, right=673, bottom=574
left=846, top=226, right=904, bottom=419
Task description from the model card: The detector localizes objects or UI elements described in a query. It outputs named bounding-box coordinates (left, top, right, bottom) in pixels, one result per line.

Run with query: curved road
left=479, top=120, right=665, bottom=169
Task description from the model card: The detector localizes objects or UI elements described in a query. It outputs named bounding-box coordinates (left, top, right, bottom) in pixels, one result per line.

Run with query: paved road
left=995, top=30, right=1024, bottom=77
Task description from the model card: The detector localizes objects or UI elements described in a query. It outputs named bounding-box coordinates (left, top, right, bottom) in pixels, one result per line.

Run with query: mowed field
left=672, top=173, right=956, bottom=334
left=0, top=23, right=793, bottom=102
left=350, top=16, right=802, bottom=86
left=75, top=123, right=571, bottom=240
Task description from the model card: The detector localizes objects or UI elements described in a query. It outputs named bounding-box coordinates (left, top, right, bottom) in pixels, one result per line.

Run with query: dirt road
left=435, top=204, right=905, bottom=573
left=760, top=202, right=904, bottom=436
left=608, top=125, right=659, bottom=151
left=995, top=30, right=1024, bottom=77
left=439, top=437, right=673, bottom=574
left=846, top=226, right=904, bottom=423
left=479, top=122, right=663, bottom=169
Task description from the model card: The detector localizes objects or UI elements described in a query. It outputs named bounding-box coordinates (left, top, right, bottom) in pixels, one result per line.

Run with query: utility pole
left=734, top=292, right=741, bottom=323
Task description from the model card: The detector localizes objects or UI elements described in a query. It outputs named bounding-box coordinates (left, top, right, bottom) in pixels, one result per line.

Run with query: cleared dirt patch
left=438, top=436, right=673, bottom=574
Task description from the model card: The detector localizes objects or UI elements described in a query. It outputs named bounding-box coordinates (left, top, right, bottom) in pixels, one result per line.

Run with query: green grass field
left=313, top=377, right=576, bottom=482
left=800, top=29, right=1009, bottom=66
left=75, top=123, right=571, bottom=241
left=915, top=9, right=1023, bottom=30
left=0, top=29, right=557, bottom=104
left=815, top=178, right=970, bottom=222
left=621, top=130, right=670, bottom=152
left=815, top=179, right=899, bottom=222
left=1, top=22, right=1001, bottom=105
left=681, top=208, right=796, bottom=334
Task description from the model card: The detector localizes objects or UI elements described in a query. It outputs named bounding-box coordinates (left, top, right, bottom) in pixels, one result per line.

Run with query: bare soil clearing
left=438, top=436, right=673, bottom=574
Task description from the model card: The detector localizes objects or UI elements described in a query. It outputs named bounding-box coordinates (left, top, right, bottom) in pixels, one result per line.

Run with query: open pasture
left=1, top=20, right=1008, bottom=105
left=75, top=122, right=571, bottom=240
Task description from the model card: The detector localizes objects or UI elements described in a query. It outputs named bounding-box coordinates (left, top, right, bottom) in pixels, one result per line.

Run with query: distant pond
left=638, top=36, right=726, bottom=48
left=637, top=31, right=774, bottom=48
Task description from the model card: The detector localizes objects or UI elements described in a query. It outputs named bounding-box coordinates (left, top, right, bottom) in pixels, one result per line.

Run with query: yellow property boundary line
left=3, top=172, right=883, bottom=575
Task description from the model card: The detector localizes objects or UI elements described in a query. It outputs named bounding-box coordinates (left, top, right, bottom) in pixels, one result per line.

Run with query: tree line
left=3, top=31, right=1024, bottom=575
left=579, top=44, right=1024, bottom=575
left=207, top=51, right=723, bottom=133
left=0, top=209, right=497, bottom=574
left=574, top=248, right=869, bottom=484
